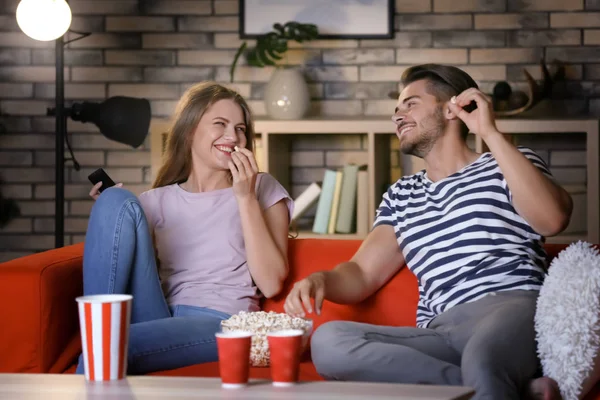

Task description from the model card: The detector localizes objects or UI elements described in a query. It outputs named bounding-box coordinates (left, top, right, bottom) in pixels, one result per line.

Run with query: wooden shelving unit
left=150, top=117, right=599, bottom=244
left=291, top=231, right=364, bottom=240
left=254, top=119, right=409, bottom=237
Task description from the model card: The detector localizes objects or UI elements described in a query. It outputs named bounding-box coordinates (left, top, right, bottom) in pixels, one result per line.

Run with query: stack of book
left=291, top=164, right=369, bottom=236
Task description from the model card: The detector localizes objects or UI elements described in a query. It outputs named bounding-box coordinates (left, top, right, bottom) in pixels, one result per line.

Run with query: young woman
left=76, top=82, right=293, bottom=375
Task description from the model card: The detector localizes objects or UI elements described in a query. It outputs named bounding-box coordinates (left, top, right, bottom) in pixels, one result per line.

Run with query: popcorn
left=220, top=311, right=312, bottom=367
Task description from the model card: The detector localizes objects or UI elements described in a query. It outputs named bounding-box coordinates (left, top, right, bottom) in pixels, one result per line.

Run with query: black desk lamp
left=16, top=0, right=152, bottom=248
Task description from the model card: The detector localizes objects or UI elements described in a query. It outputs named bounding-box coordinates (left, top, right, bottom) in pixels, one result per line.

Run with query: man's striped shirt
left=374, top=147, right=550, bottom=328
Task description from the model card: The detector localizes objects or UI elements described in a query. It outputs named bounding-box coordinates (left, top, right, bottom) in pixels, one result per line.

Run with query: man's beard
left=400, top=106, right=445, bottom=158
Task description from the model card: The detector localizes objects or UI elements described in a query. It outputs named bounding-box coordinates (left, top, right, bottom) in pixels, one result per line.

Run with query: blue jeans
left=75, top=188, right=230, bottom=375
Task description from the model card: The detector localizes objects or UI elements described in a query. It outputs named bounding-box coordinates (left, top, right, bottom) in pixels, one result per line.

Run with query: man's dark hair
left=401, top=64, right=478, bottom=140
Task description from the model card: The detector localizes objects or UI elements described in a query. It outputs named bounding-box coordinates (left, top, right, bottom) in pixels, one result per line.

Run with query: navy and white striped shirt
left=374, top=147, right=550, bottom=328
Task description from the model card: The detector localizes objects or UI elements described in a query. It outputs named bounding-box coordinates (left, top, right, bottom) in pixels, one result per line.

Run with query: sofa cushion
left=262, top=239, right=419, bottom=332
left=0, top=243, right=84, bottom=373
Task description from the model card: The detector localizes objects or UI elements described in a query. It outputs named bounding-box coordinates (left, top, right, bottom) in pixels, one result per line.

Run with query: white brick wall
left=0, top=0, right=596, bottom=259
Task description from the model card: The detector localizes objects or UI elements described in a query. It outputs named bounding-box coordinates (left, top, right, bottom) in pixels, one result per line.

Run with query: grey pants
left=310, top=290, right=540, bottom=400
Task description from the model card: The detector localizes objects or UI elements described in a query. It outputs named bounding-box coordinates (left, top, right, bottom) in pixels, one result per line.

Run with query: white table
left=0, top=373, right=474, bottom=400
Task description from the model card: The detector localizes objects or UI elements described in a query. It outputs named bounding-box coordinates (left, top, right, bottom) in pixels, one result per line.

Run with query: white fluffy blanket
left=535, top=241, right=600, bottom=400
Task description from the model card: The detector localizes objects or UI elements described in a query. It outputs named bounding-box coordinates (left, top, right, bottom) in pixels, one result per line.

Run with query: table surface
left=0, top=373, right=474, bottom=400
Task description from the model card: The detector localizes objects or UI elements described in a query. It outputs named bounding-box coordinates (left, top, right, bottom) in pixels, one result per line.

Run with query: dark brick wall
left=0, top=0, right=596, bottom=260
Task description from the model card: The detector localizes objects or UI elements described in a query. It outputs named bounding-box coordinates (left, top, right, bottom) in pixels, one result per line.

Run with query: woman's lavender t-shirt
left=138, top=173, right=293, bottom=316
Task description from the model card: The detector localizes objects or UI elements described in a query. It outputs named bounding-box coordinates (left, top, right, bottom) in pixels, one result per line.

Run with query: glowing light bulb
left=16, top=0, right=72, bottom=41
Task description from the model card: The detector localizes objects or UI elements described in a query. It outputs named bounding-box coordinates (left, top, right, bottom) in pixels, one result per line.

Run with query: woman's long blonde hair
left=152, top=82, right=256, bottom=189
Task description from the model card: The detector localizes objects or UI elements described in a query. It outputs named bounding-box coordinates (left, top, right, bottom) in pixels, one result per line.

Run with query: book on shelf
left=327, top=171, right=344, bottom=234
left=310, top=164, right=368, bottom=236
left=335, top=164, right=359, bottom=234
left=312, top=169, right=338, bottom=234
left=291, top=182, right=321, bottom=223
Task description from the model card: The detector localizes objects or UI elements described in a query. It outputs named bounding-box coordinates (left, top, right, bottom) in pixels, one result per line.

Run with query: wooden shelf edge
left=546, top=233, right=587, bottom=244
left=292, top=231, right=366, bottom=240
left=291, top=232, right=588, bottom=244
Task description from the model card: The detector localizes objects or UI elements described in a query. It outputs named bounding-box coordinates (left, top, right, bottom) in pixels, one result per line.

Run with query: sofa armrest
left=0, top=243, right=84, bottom=373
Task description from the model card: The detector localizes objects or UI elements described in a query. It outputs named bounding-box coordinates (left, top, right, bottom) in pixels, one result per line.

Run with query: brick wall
left=0, top=0, right=596, bottom=261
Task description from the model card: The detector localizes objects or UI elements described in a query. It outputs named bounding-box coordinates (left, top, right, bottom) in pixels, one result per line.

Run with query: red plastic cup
left=267, top=329, right=304, bottom=387
left=215, top=331, right=253, bottom=389
left=75, top=294, right=133, bottom=381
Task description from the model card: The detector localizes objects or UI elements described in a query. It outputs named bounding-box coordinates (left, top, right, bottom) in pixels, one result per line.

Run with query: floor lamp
left=16, top=0, right=152, bottom=248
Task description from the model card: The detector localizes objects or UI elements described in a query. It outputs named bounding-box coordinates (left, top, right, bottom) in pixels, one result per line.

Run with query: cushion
left=535, top=241, right=600, bottom=400
left=220, top=311, right=313, bottom=367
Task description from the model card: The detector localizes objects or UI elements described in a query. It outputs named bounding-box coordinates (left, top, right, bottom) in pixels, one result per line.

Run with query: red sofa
left=1, top=239, right=598, bottom=398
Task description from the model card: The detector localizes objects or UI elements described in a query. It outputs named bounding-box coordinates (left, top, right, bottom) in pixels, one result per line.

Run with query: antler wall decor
left=493, top=59, right=565, bottom=117
left=387, top=59, right=565, bottom=117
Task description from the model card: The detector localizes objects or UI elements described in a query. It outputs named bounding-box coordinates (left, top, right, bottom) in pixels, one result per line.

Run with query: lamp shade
left=69, top=97, right=152, bottom=148
left=16, top=0, right=72, bottom=41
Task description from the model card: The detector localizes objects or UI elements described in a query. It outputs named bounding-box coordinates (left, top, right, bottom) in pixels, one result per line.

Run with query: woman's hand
left=229, top=147, right=259, bottom=200
left=89, top=182, right=123, bottom=200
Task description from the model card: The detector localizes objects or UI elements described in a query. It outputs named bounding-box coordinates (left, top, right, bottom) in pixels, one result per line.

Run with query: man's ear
left=444, top=101, right=460, bottom=121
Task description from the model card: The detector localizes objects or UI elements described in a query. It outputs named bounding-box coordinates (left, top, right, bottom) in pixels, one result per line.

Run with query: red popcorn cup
left=75, top=294, right=132, bottom=382
left=215, top=331, right=253, bottom=389
left=267, top=329, right=304, bottom=387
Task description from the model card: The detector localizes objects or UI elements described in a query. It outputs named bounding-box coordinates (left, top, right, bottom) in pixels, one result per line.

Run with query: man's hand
left=447, top=88, right=498, bottom=140
left=284, top=225, right=405, bottom=318
left=284, top=272, right=326, bottom=317
left=448, top=88, right=573, bottom=236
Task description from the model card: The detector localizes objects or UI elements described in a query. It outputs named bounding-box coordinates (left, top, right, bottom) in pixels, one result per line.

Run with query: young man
left=284, top=64, right=572, bottom=400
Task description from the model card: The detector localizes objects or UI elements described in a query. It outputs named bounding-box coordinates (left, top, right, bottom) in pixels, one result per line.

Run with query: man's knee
left=462, top=346, right=502, bottom=380
left=311, top=321, right=345, bottom=348
left=461, top=342, right=538, bottom=399
left=310, top=321, right=359, bottom=379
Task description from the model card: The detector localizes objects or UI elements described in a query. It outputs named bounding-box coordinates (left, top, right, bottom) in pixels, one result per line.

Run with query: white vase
left=263, top=68, right=310, bottom=120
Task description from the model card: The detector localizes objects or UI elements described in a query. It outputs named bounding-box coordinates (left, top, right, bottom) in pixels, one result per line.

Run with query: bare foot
left=526, top=377, right=562, bottom=400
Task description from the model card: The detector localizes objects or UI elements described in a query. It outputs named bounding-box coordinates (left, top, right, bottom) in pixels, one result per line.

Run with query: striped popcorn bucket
left=76, top=294, right=133, bottom=381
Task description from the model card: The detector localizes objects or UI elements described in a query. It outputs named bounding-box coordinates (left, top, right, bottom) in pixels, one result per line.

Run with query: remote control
left=88, top=168, right=116, bottom=193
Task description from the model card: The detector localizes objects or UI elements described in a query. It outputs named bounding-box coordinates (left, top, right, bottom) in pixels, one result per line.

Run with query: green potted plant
left=229, top=21, right=319, bottom=120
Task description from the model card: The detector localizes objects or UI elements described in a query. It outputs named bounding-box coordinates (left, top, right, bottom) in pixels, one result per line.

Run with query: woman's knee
left=91, top=187, right=140, bottom=217
left=95, top=187, right=138, bottom=207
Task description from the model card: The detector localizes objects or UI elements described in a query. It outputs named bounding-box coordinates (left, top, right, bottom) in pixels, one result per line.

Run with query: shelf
left=253, top=117, right=599, bottom=135
left=546, top=234, right=587, bottom=244
left=253, top=118, right=396, bottom=134
left=150, top=117, right=599, bottom=244
left=294, top=232, right=584, bottom=244
left=293, top=231, right=365, bottom=240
